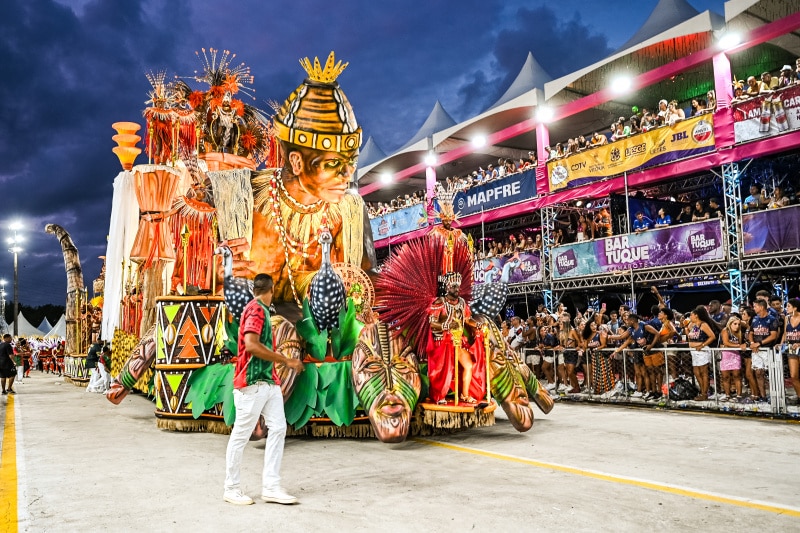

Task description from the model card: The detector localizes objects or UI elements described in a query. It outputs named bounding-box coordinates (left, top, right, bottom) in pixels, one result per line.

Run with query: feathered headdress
left=434, top=182, right=459, bottom=221
left=144, top=70, right=175, bottom=110
left=374, top=235, right=472, bottom=357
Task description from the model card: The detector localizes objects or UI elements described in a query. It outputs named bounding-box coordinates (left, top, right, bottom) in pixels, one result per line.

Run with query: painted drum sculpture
left=153, top=295, right=225, bottom=431
left=64, top=353, right=90, bottom=386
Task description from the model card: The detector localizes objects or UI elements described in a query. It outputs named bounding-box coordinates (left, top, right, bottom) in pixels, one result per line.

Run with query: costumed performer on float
left=428, top=271, right=485, bottom=405
left=428, top=182, right=469, bottom=248
left=225, top=52, right=377, bottom=321
left=427, top=183, right=483, bottom=405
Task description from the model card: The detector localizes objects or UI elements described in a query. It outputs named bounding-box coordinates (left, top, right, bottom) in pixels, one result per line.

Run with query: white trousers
left=16, top=364, right=23, bottom=382
left=86, top=363, right=110, bottom=393
left=224, top=382, right=286, bottom=492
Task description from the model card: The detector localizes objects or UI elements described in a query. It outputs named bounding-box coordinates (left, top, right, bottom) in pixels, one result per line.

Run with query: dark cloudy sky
left=0, top=0, right=725, bottom=307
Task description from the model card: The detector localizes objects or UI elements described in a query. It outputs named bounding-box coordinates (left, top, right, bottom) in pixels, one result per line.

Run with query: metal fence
left=523, top=346, right=798, bottom=417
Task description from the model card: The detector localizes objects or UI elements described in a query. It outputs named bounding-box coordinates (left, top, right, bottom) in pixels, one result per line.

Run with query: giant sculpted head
left=352, top=322, right=421, bottom=443
left=472, top=315, right=536, bottom=432
left=273, top=52, right=362, bottom=206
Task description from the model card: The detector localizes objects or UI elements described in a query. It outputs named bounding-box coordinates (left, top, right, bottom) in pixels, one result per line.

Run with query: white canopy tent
left=13, top=313, right=46, bottom=337
left=43, top=315, right=67, bottom=339
left=38, top=318, right=53, bottom=333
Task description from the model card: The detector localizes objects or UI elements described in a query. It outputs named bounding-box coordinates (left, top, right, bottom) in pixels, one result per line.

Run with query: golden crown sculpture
left=300, top=52, right=349, bottom=84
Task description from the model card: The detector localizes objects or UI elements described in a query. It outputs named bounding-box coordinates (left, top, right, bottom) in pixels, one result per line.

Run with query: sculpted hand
left=287, top=358, right=305, bottom=372
left=225, top=237, right=257, bottom=278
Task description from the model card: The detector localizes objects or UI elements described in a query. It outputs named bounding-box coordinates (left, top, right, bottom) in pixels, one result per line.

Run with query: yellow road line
left=413, top=438, right=800, bottom=518
left=0, top=395, right=18, bottom=532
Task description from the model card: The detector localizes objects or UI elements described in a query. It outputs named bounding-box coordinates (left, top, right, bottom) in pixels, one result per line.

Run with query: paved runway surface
left=2, top=372, right=799, bottom=532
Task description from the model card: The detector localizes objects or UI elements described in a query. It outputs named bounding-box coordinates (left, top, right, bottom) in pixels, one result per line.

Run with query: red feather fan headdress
left=374, top=234, right=472, bottom=357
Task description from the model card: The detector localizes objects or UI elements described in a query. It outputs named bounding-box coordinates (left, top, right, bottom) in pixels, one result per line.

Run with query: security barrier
left=522, top=346, right=797, bottom=417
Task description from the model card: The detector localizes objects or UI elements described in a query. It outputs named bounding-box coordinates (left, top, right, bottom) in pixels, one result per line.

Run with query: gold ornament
left=299, top=51, right=348, bottom=84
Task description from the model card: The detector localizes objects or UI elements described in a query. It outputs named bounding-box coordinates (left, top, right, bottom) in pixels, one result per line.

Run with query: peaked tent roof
left=397, top=100, right=457, bottom=151
left=44, top=315, right=66, bottom=338
left=725, top=0, right=800, bottom=58
left=359, top=136, right=388, bottom=168
left=544, top=9, right=724, bottom=100
left=13, top=313, right=45, bottom=337
left=490, top=52, right=552, bottom=109
left=617, top=0, right=702, bottom=52
left=38, top=318, right=53, bottom=333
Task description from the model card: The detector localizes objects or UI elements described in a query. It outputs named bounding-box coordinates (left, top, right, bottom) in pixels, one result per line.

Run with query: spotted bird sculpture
left=309, top=228, right=346, bottom=330
left=470, top=255, right=520, bottom=318
left=215, top=244, right=253, bottom=321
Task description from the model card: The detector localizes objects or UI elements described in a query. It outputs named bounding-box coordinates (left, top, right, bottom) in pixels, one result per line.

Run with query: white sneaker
left=632, top=391, right=643, bottom=398
left=558, top=384, right=568, bottom=392
left=223, top=489, right=254, bottom=505
left=545, top=382, right=556, bottom=391
left=261, top=488, right=298, bottom=505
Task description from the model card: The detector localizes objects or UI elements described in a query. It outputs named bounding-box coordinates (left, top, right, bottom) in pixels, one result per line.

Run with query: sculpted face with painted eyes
left=472, top=315, right=536, bottom=432
left=224, top=53, right=377, bottom=321
left=352, top=322, right=421, bottom=443
left=284, top=146, right=359, bottom=205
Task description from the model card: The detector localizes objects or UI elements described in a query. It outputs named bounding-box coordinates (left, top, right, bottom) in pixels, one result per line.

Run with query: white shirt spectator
left=507, top=323, right=525, bottom=349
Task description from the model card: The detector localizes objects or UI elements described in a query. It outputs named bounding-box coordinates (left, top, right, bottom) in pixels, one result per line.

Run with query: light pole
left=0, top=279, right=5, bottom=333
left=8, top=222, right=23, bottom=338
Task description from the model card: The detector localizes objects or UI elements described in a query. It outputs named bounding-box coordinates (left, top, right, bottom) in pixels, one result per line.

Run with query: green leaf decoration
left=419, top=362, right=430, bottom=402
left=294, top=403, right=317, bottom=429
left=296, top=317, right=328, bottom=360
left=223, top=316, right=239, bottom=355
left=302, top=297, right=317, bottom=328
left=330, top=325, right=342, bottom=359
left=185, top=363, right=235, bottom=425
left=284, top=363, right=319, bottom=426
left=336, top=299, right=363, bottom=359
left=296, top=299, right=327, bottom=360
left=319, top=362, right=357, bottom=426
left=316, top=363, right=335, bottom=389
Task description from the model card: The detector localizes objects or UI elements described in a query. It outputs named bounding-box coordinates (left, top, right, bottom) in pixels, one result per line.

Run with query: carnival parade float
left=98, top=49, right=552, bottom=442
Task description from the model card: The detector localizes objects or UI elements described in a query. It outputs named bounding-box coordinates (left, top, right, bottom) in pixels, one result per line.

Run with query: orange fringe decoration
left=170, top=197, right=216, bottom=291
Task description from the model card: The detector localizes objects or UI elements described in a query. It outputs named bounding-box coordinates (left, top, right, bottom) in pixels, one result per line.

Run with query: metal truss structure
left=637, top=172, right=720, bottom=202
left=540, top=205, right=560, bottom=310
left=743, top=252, right=800, bottom=273
left=721, top=162, right=746, bottom=306
left=512, top=260, right=732, bottom=293
left=465, top=213, right=541, bottom=239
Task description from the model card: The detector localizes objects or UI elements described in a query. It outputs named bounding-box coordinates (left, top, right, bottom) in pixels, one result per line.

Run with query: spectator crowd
left=501, top=287, right=800, bottom=408
left=367, top=156, right=537, bottom=219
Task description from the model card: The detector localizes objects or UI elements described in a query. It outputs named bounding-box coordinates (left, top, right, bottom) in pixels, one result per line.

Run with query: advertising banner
left=551, top=220, right=724, bottom=279
left=433, top=169, right=538, bottom=219
left=474, top=251, right=542, bottom=284
left=733, top=84, right=800, bottom=143
left=371, top=204, right=429, bottom=241
left=547, top=114, right=716, bottom=191
left=743, top=204, right=800, bottom=254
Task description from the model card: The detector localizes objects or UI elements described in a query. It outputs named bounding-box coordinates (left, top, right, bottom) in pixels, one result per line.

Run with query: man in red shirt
left=223, top=274, right=305, bottom=506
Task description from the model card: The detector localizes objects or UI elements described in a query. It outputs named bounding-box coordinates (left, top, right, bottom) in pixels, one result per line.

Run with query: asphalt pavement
left=1, top=372, right=799, bottom=532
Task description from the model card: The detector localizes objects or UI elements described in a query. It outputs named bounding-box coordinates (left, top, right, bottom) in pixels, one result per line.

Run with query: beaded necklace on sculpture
left=267, top=169, right=328, bottom=307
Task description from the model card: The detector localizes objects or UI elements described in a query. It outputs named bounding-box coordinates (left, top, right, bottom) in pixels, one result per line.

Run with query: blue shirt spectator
left=654, top=208, right=671, bottom=228
left=632, top=212, right=653, bottom=233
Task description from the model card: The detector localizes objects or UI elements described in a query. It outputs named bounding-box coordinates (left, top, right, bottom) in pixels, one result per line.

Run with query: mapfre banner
left=547, top=114, right=716, bottom=191
left=733, top=84, right=800, bottom=143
